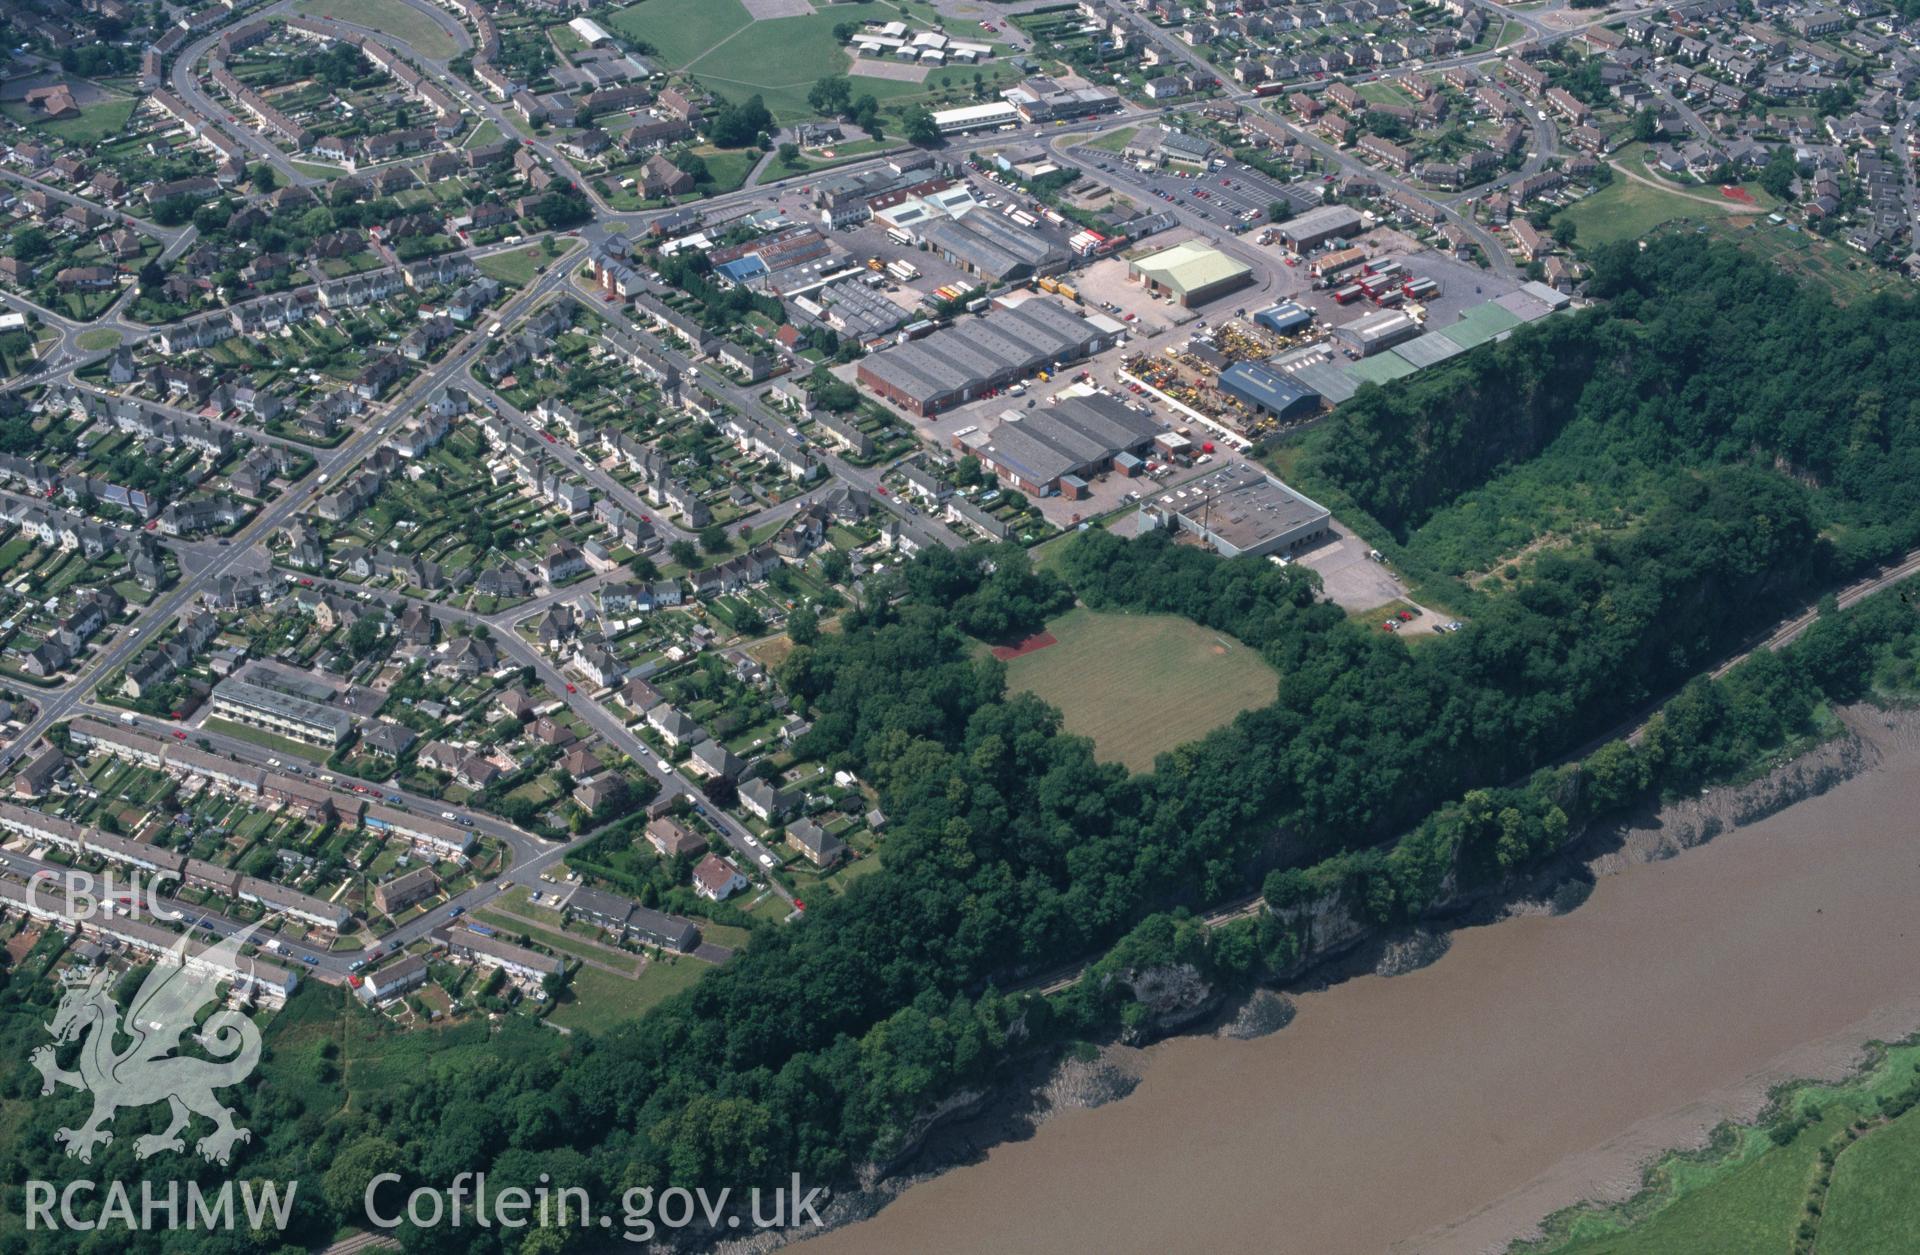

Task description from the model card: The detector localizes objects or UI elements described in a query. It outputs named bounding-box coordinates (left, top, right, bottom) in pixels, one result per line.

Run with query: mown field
left=1001, top=607, right=1277, bottom=772
left=606, top=0, right=1017, bottom=118
left=291, top=0, right=461, bottom=58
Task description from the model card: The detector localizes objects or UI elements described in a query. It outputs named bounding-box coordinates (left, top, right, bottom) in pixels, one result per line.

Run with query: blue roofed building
left=1218, top=362, right=1322, bottom=422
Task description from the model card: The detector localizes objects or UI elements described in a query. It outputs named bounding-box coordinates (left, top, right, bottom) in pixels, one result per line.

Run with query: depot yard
left=999, top=607, right=1278, bottom=772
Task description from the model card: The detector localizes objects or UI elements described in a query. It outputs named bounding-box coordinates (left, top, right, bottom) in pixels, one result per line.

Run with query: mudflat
left=803, top=713, right=1920, bottom=1255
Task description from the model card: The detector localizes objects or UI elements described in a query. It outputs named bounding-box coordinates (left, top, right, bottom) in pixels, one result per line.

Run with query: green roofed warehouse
left=1128, top=241, right=1254, bottom=308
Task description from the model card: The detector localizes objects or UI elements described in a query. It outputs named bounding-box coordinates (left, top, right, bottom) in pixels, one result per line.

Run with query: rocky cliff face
left=1112, top=962, right=1220, bottom=1044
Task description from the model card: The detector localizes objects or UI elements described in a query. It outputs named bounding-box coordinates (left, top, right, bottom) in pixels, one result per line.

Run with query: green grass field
left=74, top=329, right=122, bottom=351
left=548, top=958, right=708, bottom=1034
left=0, top=96, right=134, bottom=146
left=1525, top=1039, right=1920, bottom=1254
left=1818, top=1104, right=1920, bottom=1253
left=1556, top=177, right=1743, bottom=249
left=1001, top=608, right=1277, bottom=772
left=292, top=0, right=460, bottom=58
left=476, top=245, right=546, bottom=287
left=605, top=0, right=756, bottom=72
left=607, top=0, right=969, bottom=119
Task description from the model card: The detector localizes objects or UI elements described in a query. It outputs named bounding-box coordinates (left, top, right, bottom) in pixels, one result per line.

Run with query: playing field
left=605, top=0, right=984, bottom=119
left=292, top=0, right=461, bottom=58
left=1001, top=608, right=1278, bottom=773
left=1555, top=177, right=1742, bottom=249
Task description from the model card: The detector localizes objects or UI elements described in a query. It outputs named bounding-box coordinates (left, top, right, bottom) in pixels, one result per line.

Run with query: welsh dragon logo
left=31, top=922, right=269, bottom=1165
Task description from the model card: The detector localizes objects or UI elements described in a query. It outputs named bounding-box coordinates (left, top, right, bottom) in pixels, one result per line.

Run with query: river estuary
left=803, top=716, right=1920, bottom=1254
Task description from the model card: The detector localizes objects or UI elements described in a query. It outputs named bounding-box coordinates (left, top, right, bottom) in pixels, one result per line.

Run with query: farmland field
left=1001, top=608, right=1277, bottom=772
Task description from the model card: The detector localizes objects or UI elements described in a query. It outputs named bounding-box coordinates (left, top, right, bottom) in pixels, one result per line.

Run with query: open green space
left=1524, top=1039, right=1920, bottom=1254
left=1818, top=1100, right=1920, bottom=1253
left=1697, top=216, right=1903, bottom=307
left=291, top=0, right=462, bottom=59
left=608, top=0, right=960, bottom=119
left=0, top=96, right=134, bottom=146
left=74, top=329, right=122, bottom=351
left=604, top=0, right=756, bottom=71
left=1000, top=607, right=1278, bottom=773
left=1555, top=176, right=1749, bottom=249
left=476, top=245, right=546, bottom=288
left=548, top=958, right=709, bottom=1034
left=1085, top=126, right=1138, bottom=153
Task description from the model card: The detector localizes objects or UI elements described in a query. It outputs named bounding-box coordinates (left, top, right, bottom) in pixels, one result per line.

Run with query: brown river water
left=801, top=720, right=1920, bottom=1255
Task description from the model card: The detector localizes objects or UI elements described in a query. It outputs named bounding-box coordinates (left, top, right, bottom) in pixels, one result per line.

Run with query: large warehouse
left=961, top=392, right=1163, bottom=497
left=1145, top=462, right=1331, bottom=558
left=1128, top=242, right=1254, bottom=308
left=857, top=300, right=1123, bottom=417
left=923, top=211, right=1068, bottom=282
left=1277, top=204, right=1365, bottom=252
left=1218, top=361, right=1322, bottom=421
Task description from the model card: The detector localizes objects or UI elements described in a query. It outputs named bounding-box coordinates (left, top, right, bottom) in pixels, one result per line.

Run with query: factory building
left=1217, top=362, right=1323, bottom=421
left=1331, top=308, right=1424, bottom=357
left=922, top=211, right=1069, bottom=282
left=1253, top=302, right=1314, bottom=336
left=857, top=300, right=1122, bottom=417
left=1144, top=462, right=1332, bottom=558
left=1127, top=242, right=1254, bottom=308
left=960, top=392, right=1163, bottom=497
left=1277, top=204, right=1366, bottom=252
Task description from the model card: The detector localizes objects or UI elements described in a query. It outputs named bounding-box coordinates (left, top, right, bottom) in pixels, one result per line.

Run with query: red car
left=542, top=432, right=556, bottom=442
left=877, top=486, right=889, bottom=496
left=565, top=683, right=576, bottom=693
left=173, top=730, right=187, bottom=740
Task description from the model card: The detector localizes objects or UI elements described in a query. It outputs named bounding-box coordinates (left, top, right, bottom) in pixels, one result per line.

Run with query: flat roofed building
left=1128, top=242, right=1254, bottom=308
left=1147, top=462, right=1331, bottom=558
left=210, top=676, right=353, bottom=747
left=857, top=300, right=1120, bottom=416
left=930, top=101, right=1020, bottom=134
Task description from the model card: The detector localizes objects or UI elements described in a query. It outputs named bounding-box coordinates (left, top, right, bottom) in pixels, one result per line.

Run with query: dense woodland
left=0, top=242, right=1918, bottom=1250
left=1301, top=237, right=1920, bottom=592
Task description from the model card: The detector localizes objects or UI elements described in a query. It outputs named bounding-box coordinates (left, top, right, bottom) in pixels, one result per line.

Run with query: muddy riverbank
left=793, top=706, right=1920, bottom=1255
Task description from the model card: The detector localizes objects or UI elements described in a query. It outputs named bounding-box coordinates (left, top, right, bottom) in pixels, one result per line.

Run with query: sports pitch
left=605, top=0, right=1012, bottom=118
left=1001, top=608, right=1278, bottom=773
